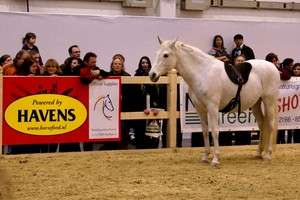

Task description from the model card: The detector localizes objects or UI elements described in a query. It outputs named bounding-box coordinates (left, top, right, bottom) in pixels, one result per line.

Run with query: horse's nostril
left=152, top=72, right=156, bottom=78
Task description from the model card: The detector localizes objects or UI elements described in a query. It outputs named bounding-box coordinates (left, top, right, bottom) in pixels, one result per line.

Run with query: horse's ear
left=169, top=38, right=178, bottom=48
left=158, top=36, right=163, bottom=45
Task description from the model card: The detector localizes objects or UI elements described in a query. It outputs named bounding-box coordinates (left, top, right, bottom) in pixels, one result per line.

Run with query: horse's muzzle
left=149, top=72, right=159, bottom=82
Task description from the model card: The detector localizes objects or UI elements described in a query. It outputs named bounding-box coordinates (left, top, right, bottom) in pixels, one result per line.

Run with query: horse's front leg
left=199, top=113, right=210, bottom=163
left=208, top=107, right=220, bottom=166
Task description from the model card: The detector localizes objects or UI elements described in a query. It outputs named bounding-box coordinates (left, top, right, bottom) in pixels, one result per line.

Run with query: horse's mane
left=174, top=40, right=217, bottom=62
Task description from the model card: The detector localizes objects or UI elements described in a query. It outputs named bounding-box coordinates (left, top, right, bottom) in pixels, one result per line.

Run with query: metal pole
left=26, top=0, right=29, bottom=12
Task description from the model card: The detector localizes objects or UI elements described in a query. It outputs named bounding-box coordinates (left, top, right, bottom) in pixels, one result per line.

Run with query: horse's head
left=149, top=37, right=178, bottom=82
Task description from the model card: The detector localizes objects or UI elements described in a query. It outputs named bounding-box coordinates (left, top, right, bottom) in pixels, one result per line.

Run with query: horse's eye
left=163, top=54, right=168, bottom=58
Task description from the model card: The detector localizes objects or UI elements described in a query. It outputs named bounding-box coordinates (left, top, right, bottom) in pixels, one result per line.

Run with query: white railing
left=120, top=69, right=180, bottom=148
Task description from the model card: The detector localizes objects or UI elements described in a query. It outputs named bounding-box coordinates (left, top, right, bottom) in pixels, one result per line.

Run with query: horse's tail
left=261, top=101, right=278, bottom=152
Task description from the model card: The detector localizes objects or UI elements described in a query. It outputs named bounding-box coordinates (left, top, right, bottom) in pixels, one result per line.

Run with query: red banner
left=2, top=76, right=120, bottom=145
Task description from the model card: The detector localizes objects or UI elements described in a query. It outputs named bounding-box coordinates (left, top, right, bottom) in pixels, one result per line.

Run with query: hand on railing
left=143, top=108, right=159, bottom=116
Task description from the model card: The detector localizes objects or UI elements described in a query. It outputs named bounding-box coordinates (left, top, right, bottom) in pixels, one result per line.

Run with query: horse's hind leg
left=199, top=113, right=211, bottom=163
left=251, top=99, right=264, bottom=158
left=252, top=98, right=276, bottom=161
left=262, top=98, right=277, bottom=161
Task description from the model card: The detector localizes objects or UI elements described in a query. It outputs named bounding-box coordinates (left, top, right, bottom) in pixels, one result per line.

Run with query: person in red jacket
left=265, top=52, right=291, bottom=144
left=265, top=53, right=291, bottom=81
left=79, top=52, right=109, bottom=151
left=80, top=52, right=109, bottom=84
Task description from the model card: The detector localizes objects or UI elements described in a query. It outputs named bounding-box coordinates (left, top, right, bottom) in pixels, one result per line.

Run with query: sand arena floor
left=0, top=144, right=299, bottom=200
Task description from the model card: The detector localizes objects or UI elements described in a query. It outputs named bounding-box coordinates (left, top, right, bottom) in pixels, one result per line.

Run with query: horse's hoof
left=263, top=156, right=271, bottom=161
left=200, top=158, right=209, bottom=163
left=255, top=155, right=263, bottom=159
left=211, top=161, right=219, bottom=167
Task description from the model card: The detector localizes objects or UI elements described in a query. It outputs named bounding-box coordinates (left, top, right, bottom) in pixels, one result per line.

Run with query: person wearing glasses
left=60, top=45, right=84, bottom=75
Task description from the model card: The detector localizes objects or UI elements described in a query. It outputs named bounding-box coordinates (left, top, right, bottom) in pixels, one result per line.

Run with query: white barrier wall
left=181, top=78, right=300, bottom=133
left=1, top=11, right=300, bottom=75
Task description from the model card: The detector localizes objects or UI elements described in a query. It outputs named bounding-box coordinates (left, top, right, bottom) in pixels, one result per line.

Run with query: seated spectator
left=281, top=58, right=296, bottom=144
left=79, top=52, right=109, bottom=151
left=108, top=54, right=130, bottom=76
left=132, top=56, right=167, bottom=149
left=60, top=45, right=84, bottom=73
left=37, top=58, right=61, bottom=152
left=265, top=53, right=291, bottom=80
left=42, top=59, right=63, bottom=76
left=232, top=55, right=252, bottom=145
left=292, top=63, right=300, bottom=76
left=1, top=54, right=13, bottom=153
left=291, top=63, right=300, bottom=143
left=80, top=52, right=109, bottom=84
left=14, top=56, right=39, bottom=76
left=281, top=58, right=294, bottom=75
left=29, top=50, right=43, bottom=75
left=10, top=57, right=40, bottom=154
left=100, top=54, right=132, bottom=150
left=265, top=53, right=291, bottom=144
left=0, top=54, right=13, bottom=67
left=3, top=50, right=30, bottom=76
left=231, top=34, right=255, bottom=64
left=62, top=57, right=82, bottom=76
left=209, top=35, right=231, bottom=63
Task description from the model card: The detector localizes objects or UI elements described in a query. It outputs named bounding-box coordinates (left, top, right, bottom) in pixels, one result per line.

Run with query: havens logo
left=5, top=94, right=87, bottom=136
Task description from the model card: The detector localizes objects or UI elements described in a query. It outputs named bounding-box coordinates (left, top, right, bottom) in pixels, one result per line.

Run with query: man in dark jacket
left=231, top=34, right=255, bottom=64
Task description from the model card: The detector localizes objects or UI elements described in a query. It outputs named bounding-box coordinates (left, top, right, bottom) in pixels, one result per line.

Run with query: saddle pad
left=224, top=62, right=252, bottom=85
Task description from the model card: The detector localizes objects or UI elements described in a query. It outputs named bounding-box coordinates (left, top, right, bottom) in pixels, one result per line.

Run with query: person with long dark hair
left=209, top=35, right=231, bottom=63
left=131, top=56, right=168, bottom=149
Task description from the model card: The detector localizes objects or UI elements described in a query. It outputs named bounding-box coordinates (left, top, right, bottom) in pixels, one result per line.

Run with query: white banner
left=180, top=77, right=300, bottom=133
left=88, top=78, right=121, bottom=139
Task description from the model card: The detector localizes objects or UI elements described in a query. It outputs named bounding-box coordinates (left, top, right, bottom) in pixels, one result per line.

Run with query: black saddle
left=220, top=62, right=252, bottom=114
left=224, top=62, right=252, bottom=85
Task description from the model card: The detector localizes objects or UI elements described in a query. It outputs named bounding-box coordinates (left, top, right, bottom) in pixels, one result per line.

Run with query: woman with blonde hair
left=101, top=54, right=132, bottom=150
left=109, top=54, right=129, bottom=75
left=42, top=59, right=62, bottom=76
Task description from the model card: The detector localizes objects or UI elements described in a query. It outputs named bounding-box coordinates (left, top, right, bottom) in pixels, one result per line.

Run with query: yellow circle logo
left=5, top=94, right=87, bottom=136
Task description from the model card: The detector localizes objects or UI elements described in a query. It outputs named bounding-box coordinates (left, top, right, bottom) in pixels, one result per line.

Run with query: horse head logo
left=93, top=94, right=114, bottom=120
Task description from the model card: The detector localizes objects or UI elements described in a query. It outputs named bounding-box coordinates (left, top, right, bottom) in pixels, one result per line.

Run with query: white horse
left=149, top=38, right=280, bottom=166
